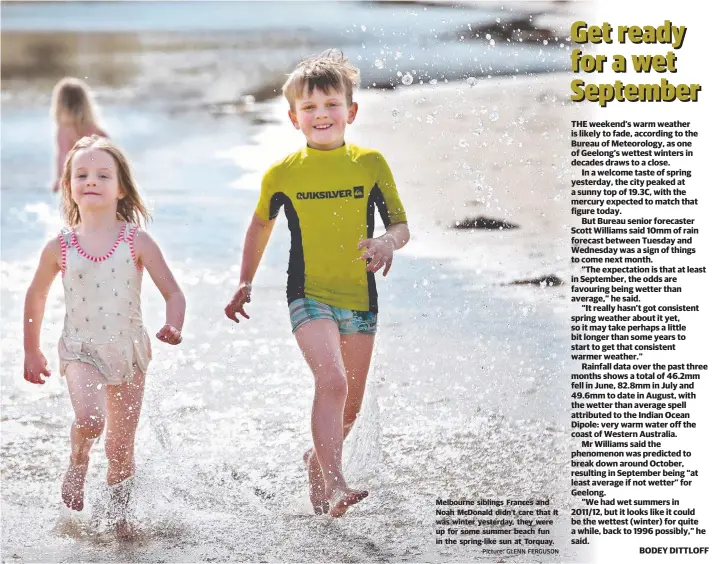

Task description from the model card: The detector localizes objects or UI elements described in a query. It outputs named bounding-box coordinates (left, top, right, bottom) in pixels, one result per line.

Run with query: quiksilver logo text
left=297, top=190, right=353, bottom=200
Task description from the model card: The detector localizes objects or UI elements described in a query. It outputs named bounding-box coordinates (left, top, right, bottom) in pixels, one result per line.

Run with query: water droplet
left=489, top=111, right=500, bottom=122
left=429, top=79, right=438, bottom=85
left=466, top=77, right=478, bottom=87
left=360, top=25, right=367, bottom=32
left=401, top=73, right=413, bottom=86
left=458, top=139, right=469, bottom=148
left=374, top=58, right=384, bottom=69
left=391, top=108, right=399, bottom=118
left=426, top=115, right=434, bottom=124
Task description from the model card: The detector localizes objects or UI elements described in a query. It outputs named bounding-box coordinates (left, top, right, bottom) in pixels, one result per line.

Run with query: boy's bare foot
left=327, top=487, right=368, bottom=518
left=61, top=463, right=88, bottom=511
left=304, top=448, right=329, bottom=515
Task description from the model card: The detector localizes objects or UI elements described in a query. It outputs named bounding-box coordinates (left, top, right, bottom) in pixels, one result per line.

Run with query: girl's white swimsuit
left=57, top=223, right=151, bottom=384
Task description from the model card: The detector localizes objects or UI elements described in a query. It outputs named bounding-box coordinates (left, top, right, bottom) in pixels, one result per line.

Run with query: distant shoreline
left=1, top=1, right=580, bottom=110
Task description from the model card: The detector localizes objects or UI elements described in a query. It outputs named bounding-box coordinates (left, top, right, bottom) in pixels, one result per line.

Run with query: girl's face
left=69, top=147, right=123, bottom=212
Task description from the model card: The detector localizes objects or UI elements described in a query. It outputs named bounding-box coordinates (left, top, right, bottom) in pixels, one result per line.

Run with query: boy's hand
left=24, top=349, right=51, bottom=384
left=358, top=237, right=395, bottom=276
left=225, top=283, right=252, bottom=322
left=157, top=324, right=182, bottom=345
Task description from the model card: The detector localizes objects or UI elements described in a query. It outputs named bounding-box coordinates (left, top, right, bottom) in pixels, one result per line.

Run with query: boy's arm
left=134, top=231, right=186, bottom=344
left=24, top=239, right=61, bottom=383
left=358, top=152, right=410, bottom=276
left=225, top=213, right=276, bottom=322
left=378, top=222, right=410, bottom=251
left=359, top=221, right=410, bottom=277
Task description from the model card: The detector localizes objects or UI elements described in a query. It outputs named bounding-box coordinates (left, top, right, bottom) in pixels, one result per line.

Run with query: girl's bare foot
left=61, top=463, right=88, bottom=511
left=304, top=448, right=329, bottom=515
left=327, top=487, right=368, bottom=518
left=115, top=519, right=138, bottom=541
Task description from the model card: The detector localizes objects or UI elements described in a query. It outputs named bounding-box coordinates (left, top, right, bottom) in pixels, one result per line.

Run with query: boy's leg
left=105, top=367, right=145, bottom=537
left=63, top=362, right=108, bottom=511
left=340, top=333, right=375, bottom=432
left=295, top=319, right=368, bottom=513
left=306, top=332, right=374, bottom=514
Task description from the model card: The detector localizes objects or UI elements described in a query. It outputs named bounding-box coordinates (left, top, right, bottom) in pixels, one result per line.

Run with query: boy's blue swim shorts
left=289, top=298, right=377, bottom=335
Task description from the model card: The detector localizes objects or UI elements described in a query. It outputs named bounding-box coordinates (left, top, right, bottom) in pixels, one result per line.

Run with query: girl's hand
left=224, top=283, right=252, bottom=322
left=24, top=349, right=51, bottom=384
left=156, top=324, right=182, bottom=345
left=358, top=237, right=395, bottom=276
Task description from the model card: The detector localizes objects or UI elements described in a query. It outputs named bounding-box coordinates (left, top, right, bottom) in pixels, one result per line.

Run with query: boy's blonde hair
left=60, top=135, right=151, bottom=227
left=282, top=49, right=360, bottom=109
left=50, top=77, right=101, bottom=131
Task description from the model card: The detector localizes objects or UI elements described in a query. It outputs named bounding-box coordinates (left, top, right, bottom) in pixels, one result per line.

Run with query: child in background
left=224, top=50, right=410, bottom=517
left=50, top=77, right=108, bottom=192
left=23, top=135, right=185, bottom=537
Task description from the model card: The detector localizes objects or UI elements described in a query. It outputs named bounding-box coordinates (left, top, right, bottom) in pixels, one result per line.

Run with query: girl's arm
left=134, top=231, right=186, bottom=345
left=224, top=213, right=276, bottom=322
left=23, top=239, right=61, bottom=383
left=53, top=128, right=73, bottom=192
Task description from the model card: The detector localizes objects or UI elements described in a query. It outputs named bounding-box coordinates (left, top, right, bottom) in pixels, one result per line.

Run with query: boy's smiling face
left=289, top=86, right=358, bottom=150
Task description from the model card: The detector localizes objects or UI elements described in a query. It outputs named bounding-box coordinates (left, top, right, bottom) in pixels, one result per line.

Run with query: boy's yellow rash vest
left=254, top=143, right=407, bottom=313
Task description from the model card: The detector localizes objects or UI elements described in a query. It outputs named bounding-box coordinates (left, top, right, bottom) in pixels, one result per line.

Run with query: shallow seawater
left=1, top=0, right=572, bottom=110
left=1, top=99, right=580, bottom=562
left=1, top=0, right=584, bottom=547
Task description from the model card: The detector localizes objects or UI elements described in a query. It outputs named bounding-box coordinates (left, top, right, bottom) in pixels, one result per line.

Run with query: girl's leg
left=306, top=332, right=375, bottom=515
left=63, top=362, right=108, bottom=511
left=295, top=320, right=368, bottom=515
left=104, top=367, right=145, bottom=537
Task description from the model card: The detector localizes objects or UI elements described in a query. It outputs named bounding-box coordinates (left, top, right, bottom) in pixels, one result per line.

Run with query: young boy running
left=224, top=49, right=410, bottom=517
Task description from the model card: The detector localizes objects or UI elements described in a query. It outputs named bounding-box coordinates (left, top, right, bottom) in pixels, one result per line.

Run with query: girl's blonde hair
left=60, top=135, right=151, bottom=227
left=50, top=77, right=101, bottom=131
left=282, top=49, right=360, bottom=109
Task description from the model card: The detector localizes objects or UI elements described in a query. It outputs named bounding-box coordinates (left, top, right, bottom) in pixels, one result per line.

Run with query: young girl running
left=50, top=77, right=108, bottom=192
left=23, top=135, right=185, bottom=535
